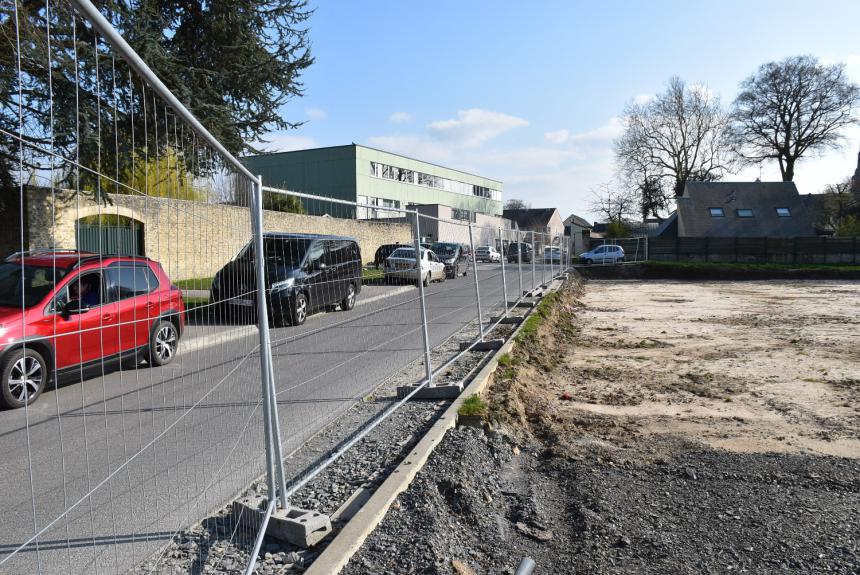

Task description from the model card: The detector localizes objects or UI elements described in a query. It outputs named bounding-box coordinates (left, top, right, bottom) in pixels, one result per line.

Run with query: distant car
left=0, top=250, right=184, bottom=408
left=543, top=246, right=561, bottom=264
left=384, top=247, right=446, bottom=287
left=579, top=245, right=625, bottom=265
left=475, top=246, right=501, bottom=263
left=430, top=242, right=469, bottom=278
left=373, top=243, right=404, bottom=269
left=211, top=233, right=362, bottom=327
left=506, top=242, right=533, bottom=263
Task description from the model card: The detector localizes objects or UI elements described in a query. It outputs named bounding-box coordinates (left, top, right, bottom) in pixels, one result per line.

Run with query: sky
left=260, top=0, right=860, bottom=222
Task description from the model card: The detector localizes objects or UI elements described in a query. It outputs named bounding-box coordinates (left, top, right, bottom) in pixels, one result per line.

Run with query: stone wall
left=26, top=188, right=412, bottom=280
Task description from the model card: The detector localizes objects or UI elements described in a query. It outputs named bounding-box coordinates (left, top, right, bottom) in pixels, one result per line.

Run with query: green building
left=242, top=144, right=503, bottom=221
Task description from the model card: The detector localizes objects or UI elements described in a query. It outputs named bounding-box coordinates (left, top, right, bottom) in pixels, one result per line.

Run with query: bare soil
left=344, top=277, right=860, bottom=575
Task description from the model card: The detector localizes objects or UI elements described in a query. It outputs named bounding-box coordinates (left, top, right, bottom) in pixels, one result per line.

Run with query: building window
left=736, top=208, right=754, bottom=218
left=451, top=208, right=471, bottom=221
left=368, top=160, right=500, bottom=201
left=775, top=207, right=791, bottom=217
left=708, top=207, right=725, bottom=217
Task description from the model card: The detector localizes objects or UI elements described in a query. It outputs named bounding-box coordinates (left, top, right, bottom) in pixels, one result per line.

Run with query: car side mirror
left=310, top=261, right=327, bottom=271
left=61, top=300, right=90, bottom=319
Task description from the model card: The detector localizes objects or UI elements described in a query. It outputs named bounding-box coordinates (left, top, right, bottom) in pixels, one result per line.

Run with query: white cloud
left=305, top=107, right=327, bottom=121
left=388, top=112, right=412, bottom=124
left=255, top=133, right=317, bottom=153
left=427, top=109, right=528, bottom=147
left=568, top=117, right=624, bottom=144
left=544, top=129, right=571, bottom=144
left=633, top=93, right=654, bottom=106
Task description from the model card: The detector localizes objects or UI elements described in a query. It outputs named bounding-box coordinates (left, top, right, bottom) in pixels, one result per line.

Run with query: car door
left=105, top=262, right=159, bottom=359
left=49, top=270, right=120, bottom=369
left=324, top=240, right=348, bottom=305
left=304, top=240, right=327, bottom=309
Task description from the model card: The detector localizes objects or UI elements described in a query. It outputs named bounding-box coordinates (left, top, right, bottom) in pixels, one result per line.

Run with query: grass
left=458, top=394, right=488, bottom=417
left=515, top=291, right=559, bottom=344
left=362, top=267, right=384, bottom=282
left=175, top=277, right=213, bottom=290
left=644, top=260, right=860, bottom=272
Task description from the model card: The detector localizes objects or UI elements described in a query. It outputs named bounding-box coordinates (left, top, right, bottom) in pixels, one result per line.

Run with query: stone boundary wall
left=26, top=188, right=412, bottom=280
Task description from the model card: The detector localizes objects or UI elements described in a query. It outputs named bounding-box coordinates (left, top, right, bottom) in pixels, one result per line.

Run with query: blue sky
left=262, top=0, right=860, bottom=221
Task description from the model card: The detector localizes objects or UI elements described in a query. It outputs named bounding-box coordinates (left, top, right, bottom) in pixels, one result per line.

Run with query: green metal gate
left=75, top=223, right=145, bottom=256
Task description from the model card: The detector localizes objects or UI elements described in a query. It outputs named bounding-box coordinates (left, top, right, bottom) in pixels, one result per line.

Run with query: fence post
left=468, top=223, right=485, bottom=341
left=499, top=227, right=508, bottom=317
left=793, top=236, right=798, bottom=264
left=763, top=236, right=768, bottom=264
left=412, top=213, right=433, bottom=386
left=531, top=231, right=537, bottom=292
left=675, top=235, right=680, bottom=262
left=251, top=175, right=287, bottom=508
left=854, top=236, right=857, bottom=265
left=734, top=237, right=739, bottom=264
left=516, top=224, right=523, bottom=296
left=704, top=236, right=709, bottom=263
left=822, top=236, right=828, bottom=265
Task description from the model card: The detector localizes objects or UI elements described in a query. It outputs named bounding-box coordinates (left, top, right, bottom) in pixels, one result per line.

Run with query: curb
left=305, top=277, right=565, bottom=575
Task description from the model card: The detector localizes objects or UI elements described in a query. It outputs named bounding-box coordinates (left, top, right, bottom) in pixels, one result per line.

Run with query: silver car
left=384, top=247, right=447, bottom=286
left=579, top=245, right=625, bottom=264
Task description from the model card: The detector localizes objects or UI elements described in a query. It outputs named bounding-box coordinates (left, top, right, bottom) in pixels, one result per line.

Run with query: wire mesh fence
left=0, top=1, right=569, bottom=573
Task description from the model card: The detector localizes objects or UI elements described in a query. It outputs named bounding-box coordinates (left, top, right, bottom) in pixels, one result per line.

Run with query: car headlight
left=271, top=278, right=295, bottom=290
left=444, top=258, right=455, bottom=264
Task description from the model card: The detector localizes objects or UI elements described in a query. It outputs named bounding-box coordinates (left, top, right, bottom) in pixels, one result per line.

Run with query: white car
left=475, top=246, right=501, bottom=263
left=579, top=245, right=625, bottom=265
left=543, top=246, right=561, bottom=264
left=384, top=247, right=447, bottom=286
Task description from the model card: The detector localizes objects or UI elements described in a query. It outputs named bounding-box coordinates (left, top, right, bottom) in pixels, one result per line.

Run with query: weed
left=458, top=394, right=488, bottom=417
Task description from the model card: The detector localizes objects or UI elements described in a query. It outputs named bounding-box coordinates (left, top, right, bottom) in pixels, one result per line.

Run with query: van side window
left=306, top=241, right=325, bottom=269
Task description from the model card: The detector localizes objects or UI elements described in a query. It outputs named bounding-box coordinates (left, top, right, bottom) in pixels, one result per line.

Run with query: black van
left=430, top=242, right=469, bottom=278
left=211, top=233, right=362, bottom=326
left=506, top=242, right=533, bottom=263
left=373, top=243, right=404, bottom=269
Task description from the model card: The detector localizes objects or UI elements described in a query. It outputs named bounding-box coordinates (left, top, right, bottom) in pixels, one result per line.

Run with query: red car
left=0, top=250, right=185, bottom=408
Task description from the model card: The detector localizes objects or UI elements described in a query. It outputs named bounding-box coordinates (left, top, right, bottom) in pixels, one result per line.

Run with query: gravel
left=342, top=427, right=860, bottom=575
left=130, top=302, right=527, bottom=574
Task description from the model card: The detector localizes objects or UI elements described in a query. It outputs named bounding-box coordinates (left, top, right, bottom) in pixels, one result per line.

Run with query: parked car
left=506, top=242, right=533, bottom=263
left=543, top=246, right=561, bottom=264
left=211, top=233, right=362, bottom=327
left=475, top=246, right=501, bottom=263
left=384, top=247, right=446, bottom=287
left=373, top=243, right=404, bottom=269
left=579, top=245, right=625, bottom=265
left=430, top=242, right=469, bottom=278
left=0, top=250, right=184, bottom=408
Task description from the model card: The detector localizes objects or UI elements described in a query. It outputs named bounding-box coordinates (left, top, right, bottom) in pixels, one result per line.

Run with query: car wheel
left=617, top=257, right=624, bottom=264
left=341, top=283, right=356, bottom=311
left=586, top=258, right=593, bottom=265
left=0, top=348, right=47, bottom=409
left=290, top=292, right=308, bottom=326
left=149, top=320, right=179, bottom=367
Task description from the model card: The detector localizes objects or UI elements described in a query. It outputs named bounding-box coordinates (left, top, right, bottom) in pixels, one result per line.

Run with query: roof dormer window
left=736, top=209, right=754, bottom=218
left=775, top=207, right=791, bottom=217
left=708, top=207, right=725, bottom=217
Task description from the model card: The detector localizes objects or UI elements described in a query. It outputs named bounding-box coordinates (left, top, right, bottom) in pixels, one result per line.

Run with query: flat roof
left=243, top=143, right=503, bottom=187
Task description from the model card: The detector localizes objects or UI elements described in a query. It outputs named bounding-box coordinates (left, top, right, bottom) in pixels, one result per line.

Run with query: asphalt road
left=0, top=262, right=560, bottom=574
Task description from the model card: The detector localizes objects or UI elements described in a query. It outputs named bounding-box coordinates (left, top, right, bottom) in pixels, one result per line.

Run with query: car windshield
left=0, top=263, right=68, bottom=308
left=431, top=243, right=457, bottom=256
left=390, top=247, right=417, bottom=259
left=238, top=238, right=310, bottom=266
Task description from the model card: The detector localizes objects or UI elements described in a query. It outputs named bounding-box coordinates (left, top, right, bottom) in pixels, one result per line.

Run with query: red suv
left=0, top=251, right=185, bottom=408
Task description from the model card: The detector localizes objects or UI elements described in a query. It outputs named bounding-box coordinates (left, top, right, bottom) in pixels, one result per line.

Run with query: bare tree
left=820, top=177, right=859, bottom=226
left=504, top=198, right=530, bottom=210
left=729, top=56, right=860, bottom=182
left=588, top=182, right=638, bottom=223
left=615, top=77, right=735, bottom=198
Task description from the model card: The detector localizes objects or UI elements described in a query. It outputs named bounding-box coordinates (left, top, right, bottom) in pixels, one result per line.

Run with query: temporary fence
left=580, top=236, right=648, bottom=265
left=0, top=2, right=569, bottom=574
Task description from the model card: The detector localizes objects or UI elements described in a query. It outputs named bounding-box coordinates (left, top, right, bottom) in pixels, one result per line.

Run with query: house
left=657, top=181, right=817, bottom=238
left=502, top=208, right=564, bottom=245
left=564, top=214, right=591, bottom=254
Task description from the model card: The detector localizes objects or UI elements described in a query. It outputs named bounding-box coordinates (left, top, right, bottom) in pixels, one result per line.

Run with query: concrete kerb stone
left=304, top=278, right=565, bottom=575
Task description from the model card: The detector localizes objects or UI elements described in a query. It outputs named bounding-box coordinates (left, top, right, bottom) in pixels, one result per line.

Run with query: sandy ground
left=561, top=280, right=860, bottom=458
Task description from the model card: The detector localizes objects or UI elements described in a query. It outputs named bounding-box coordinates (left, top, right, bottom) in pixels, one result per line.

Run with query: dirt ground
left=344, top=278, right=860, bottom=575
left=564, top=280, right=859, bottom=458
